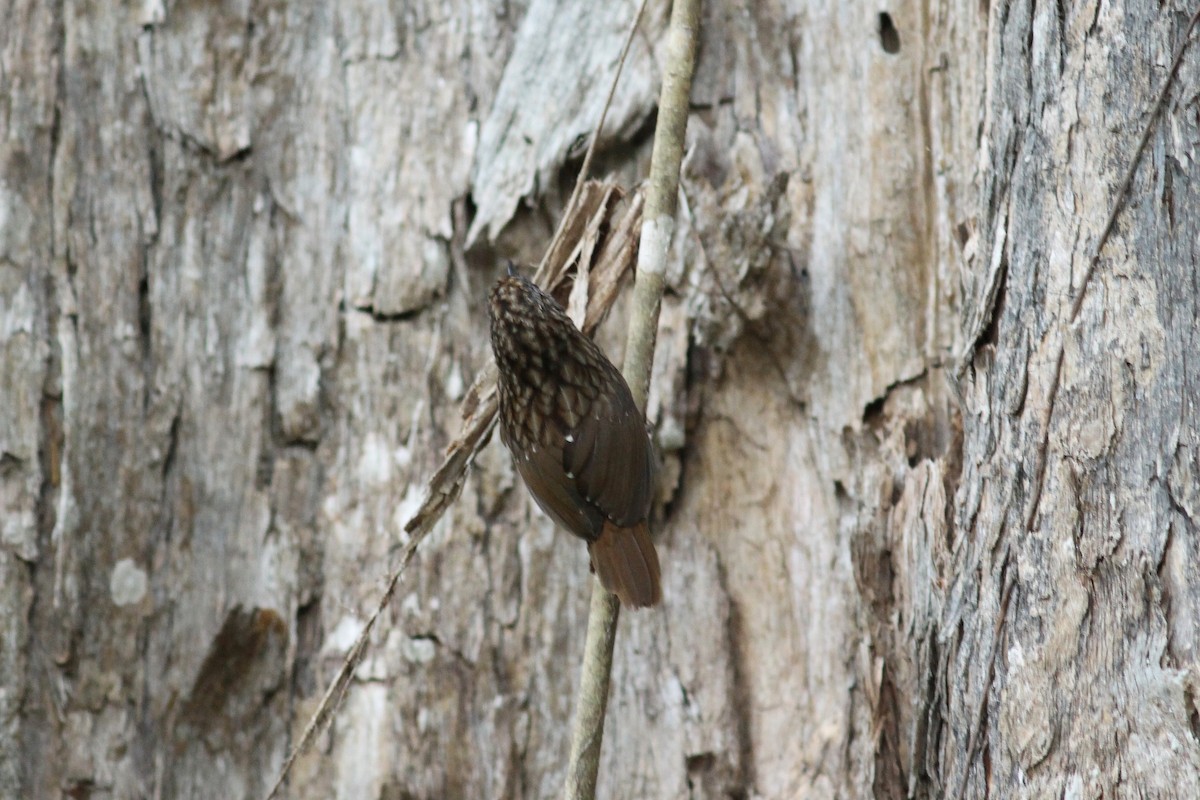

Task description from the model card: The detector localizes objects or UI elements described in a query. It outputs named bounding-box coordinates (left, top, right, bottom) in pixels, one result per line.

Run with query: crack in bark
left=722, top=590, right=756, bottom=797
left=957, top=195, right=1010, bottom=376
left=955, top=549, right=1016, bottom=799
left=1024, top=344, right=1065, bottom=532
left=862, top=368, right=933, bottom=428
left=350, top=303, right=427, bottom=324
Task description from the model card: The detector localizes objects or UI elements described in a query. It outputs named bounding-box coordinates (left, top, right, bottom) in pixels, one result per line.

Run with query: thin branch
left=562, top=1, right=701, bottom=799
left=1071, top=7, right=1200, bottom=322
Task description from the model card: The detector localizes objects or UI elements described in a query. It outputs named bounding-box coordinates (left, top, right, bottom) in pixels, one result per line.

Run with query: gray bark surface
left=1, top=0, right=1197, bottom=798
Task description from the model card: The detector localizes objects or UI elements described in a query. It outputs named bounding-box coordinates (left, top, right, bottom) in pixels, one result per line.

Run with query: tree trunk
left=1, top=0, right=1197, bottom=798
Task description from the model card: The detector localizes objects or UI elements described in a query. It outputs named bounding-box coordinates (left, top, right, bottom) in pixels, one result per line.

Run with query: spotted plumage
left=488, top=270, right=662, bottom=608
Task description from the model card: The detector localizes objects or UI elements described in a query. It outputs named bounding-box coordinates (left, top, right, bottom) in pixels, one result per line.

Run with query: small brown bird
left=489, top=268, right=662, bottom=608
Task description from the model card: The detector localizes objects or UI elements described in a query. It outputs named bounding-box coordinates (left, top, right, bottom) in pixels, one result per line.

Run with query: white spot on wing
left=565, top=434, right=575, bottom=443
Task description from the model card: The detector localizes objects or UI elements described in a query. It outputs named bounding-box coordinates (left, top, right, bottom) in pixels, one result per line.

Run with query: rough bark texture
left=2, top=0, right=1198, bottom=798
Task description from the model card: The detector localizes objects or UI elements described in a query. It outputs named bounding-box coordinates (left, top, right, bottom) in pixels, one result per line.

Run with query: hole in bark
left=137, top=273, right=151, bottom=342
left=63, top=780, right=96, bottom=800
left=0, top=451, right=22, bottom=476
left=293, top=598, right=322, bottom=695
left=879, top=13, right=901, bottom=54
left=863, top=395, right=886, bottom=427
left=956, top=221, right=971, bottom=249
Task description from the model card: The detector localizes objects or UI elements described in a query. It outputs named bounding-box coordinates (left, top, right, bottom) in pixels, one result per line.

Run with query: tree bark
left=1, top=0, right=1197, bottom=798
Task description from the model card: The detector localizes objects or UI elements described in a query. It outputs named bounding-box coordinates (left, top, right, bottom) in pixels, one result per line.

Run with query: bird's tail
left=588, top=521, right=662, bottom=608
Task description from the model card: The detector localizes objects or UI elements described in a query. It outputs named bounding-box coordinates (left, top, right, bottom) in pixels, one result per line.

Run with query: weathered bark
left=937, top=3, right=1200, bottom=797
left=2, top=0, right=1197, bottom=798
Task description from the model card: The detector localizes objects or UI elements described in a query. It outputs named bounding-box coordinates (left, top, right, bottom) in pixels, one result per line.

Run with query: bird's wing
left=511, top=437, right=606, bottom=540
left=563, top=363, right=656, bottom=527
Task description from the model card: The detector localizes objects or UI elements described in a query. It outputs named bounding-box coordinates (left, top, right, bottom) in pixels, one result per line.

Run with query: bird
left=488, top=267, right=662, bottom=608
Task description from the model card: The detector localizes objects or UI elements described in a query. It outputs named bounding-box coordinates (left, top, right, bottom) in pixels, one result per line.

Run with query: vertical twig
left=562, top=1, right=701, bottom=798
